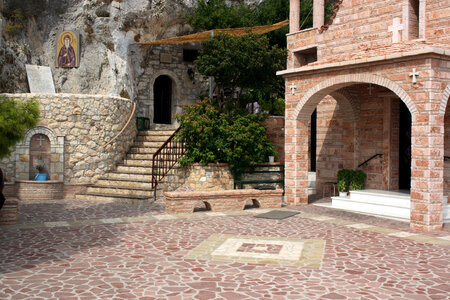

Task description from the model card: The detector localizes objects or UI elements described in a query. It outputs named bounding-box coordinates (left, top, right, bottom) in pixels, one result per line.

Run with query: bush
left=175, top=100, right=276, bottom=173
left=0, top=96, right=40, bottom=158
left=337, top=169, right=367, bottom=192
left=349, top=170, right=366, bottom=190
left=337, top=169, right=352, bottom=192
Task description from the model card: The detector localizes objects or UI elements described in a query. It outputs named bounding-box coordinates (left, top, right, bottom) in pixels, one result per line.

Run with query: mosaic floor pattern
left=186, top=233, right=325, bottom=267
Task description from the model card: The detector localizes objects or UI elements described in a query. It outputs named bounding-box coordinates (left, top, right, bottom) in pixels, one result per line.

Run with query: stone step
left=105, top=172, right=152, bottom=181
left=116, top=165, right=153, bottom=174
left=123, top=159, right=153, bottom=167
left=129, top=147, right=160, bottom=154
left=123, top=159, right=180, bottom=167
left=86, top=185, right=153, bottom=197
left=96, top=179, right=153, bottom=189
left=138, top=130, right=175, bottom=136
left=75, top=193, right=152, bottom=203
left=134, top=141, right=166, bottom=148
left=126, top=153, right=155, bottom=160
left=136, top=135, right=173, bottom=142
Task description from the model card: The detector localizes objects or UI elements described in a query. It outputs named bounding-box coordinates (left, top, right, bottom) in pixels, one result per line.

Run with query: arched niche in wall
left=15, top=126, right=65, bottom=181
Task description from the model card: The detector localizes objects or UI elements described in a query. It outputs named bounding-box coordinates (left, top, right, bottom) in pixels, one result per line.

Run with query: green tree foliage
left=195, top=32, right=286, bottom=110
left=176, top=100, right=276, bottom=173
left=0, top=96, right=40, bottom=158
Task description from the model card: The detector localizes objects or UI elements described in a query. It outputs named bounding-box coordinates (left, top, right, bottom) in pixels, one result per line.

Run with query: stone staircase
left=75, top=129, right=175, bottom=203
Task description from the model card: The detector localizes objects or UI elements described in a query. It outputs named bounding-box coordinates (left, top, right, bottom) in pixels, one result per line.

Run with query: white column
left=290, top=0, right=300, bottom=33
left=313, top=0, right=325, bottom=28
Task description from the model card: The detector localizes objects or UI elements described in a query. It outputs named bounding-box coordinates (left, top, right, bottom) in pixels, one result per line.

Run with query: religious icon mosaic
left=56, top=30, right=80, bottom=68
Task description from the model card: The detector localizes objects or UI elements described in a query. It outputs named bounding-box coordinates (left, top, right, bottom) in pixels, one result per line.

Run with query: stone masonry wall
left=135, top=44, right=208, bottom=124
left=160, top=163, right=284, bottom=194
left=0, top=93, right=137, bottom=183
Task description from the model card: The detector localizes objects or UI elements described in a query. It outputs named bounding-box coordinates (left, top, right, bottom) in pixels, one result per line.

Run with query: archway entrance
left=399, top=101, right=411, bottom=190
left=153, top=75, right=172, bottom=124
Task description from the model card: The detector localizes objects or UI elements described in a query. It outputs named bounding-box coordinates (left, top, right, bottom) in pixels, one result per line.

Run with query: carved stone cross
left=388, top=18, right=403, bottom=43
left=290, top=83, right=297, bottom=95
left=409, top=68, right=419, bottom=84
left=37, top=135, right=46, bottom=147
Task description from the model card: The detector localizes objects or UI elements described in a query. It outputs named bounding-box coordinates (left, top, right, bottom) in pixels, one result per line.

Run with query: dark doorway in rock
left=399, top=101, right=411, bottom=190
left=154, top=75, right=172, bottom=124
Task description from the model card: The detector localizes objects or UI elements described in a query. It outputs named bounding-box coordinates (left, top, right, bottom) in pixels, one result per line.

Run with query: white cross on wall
left=290, top=83, right=297, bottom=95
left=409, top=68, right=419, bottom=84
left=388, top=18, right=403, bottom=43
left=37, top=135, right=46, bottom=147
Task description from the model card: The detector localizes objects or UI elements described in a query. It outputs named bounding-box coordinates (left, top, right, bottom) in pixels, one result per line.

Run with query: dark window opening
left=294, top=47, right=317, bottom=67
left=183, top=49, right=199, bottom=63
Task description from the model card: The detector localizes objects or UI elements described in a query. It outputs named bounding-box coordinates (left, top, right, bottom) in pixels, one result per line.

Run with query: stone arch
left=292, top=74, right=417, bottom=122
left=22, top=126, right=59, bottom=146
left=439, top=83, right=450, bottom=115
left=149, top=70, right=181, bottom=125
left=15, top=126, right=64, bottom=181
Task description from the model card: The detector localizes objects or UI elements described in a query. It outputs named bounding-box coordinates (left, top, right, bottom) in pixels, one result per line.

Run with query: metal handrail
left=151, top=127, right=185, bottom=200
left=358, top=153, right=383, bottom=168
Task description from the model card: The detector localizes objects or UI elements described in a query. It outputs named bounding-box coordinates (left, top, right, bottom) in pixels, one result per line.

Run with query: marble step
left=75, top=193, right=152, bottom=203
left=87, top=186, right=153, bottom=197
left=332, top=189, right=411, bottom=220
left=96, top=179, right=153, bottom=189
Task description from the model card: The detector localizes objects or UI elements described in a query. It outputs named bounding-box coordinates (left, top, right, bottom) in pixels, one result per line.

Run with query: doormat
left=254, top=210, right=300, bottom=220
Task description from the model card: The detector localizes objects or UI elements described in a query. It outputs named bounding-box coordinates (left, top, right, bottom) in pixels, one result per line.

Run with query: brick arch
left=439, top=83, right=450, bottom=115
left=292, top=74, right=417, bottom=122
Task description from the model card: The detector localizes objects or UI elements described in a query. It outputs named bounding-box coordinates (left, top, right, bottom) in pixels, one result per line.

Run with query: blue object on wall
left=35, top=174, right=47, bottom=181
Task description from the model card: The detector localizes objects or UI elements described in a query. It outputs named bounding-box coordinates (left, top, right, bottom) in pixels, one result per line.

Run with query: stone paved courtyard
left=1, top=199, right=450, bottom=299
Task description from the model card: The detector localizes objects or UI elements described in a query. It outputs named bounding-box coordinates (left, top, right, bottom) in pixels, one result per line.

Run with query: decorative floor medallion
left=185, top=234, right=325, bottom=268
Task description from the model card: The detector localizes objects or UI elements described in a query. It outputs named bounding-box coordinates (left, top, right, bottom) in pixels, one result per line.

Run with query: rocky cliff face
left=0, top=0, right=198, bottom=97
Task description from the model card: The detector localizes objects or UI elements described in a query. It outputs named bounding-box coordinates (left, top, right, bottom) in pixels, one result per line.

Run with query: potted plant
left=350, top=170, right=366, bottom=191
left=35, top=164, right=47, bottom=181
left=337, top=169, right=351, bottom=197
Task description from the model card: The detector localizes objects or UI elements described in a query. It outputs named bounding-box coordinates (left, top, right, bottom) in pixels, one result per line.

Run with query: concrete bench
left=164, top=189, right=283, bottom=214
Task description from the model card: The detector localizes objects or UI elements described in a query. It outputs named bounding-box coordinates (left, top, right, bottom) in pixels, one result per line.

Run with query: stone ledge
left=1, top=93, right=134, bottom=103
left=277, top=47, right=449, bottom=77
left=16, top=180, right=64, bottom=201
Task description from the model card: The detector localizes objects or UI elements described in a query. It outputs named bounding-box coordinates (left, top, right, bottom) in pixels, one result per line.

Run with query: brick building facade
left=278, top=0, right=450, bottom=231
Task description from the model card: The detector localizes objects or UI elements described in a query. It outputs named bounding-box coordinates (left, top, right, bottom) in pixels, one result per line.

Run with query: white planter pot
left=268, top=156, right=275, bottom=163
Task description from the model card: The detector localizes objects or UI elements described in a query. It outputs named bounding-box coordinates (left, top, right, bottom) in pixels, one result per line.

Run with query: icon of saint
left=58, top=35, right=76, bottom=68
